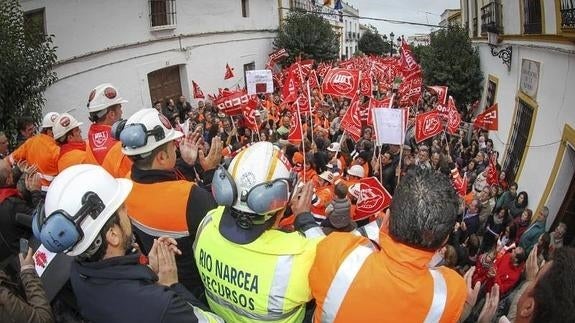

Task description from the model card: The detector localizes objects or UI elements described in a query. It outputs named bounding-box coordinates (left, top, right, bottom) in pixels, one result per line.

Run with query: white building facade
left=461, top=0, right=575, bottom=240
left=21, top=0, right=279, bottom=127
left=342, top=2, right=359, bottom=59
left=407, top=33, right=431, bottom=47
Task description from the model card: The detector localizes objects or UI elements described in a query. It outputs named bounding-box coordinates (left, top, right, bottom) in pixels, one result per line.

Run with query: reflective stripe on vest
left=268, top=255, right=294, bottom=313
left=424, top=269, right=447, bottom=323
left=131, top=218, right=188, bottom=239
left=193, top=212, right=214, bottom=250
left=320, top=244, right=374, bottom=323
left=192, top=305, right=225, bottom=323
left=303, top=227, right=326, bottom=239
left=355, top=220, right=381, bottom=243
left=320, top=244, right=448, bottom=323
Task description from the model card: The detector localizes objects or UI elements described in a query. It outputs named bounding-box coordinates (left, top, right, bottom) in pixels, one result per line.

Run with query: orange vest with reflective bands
left=125, top=180, right=194, bottom=237
left=58, top=149, right=87, bottom=173
left=310, top=232, right=466, bottom=323
left=310, top=185, right=333, bottom=220
left=100, top=142, right=132, bottom=178
left=9, top=133, right=60, bottom=190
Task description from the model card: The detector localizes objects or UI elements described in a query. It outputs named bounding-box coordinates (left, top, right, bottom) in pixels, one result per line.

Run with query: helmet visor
left=245, top=178, right=290, bottom=215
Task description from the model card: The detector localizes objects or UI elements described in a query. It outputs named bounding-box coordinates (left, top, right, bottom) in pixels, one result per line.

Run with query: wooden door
left=553, top=170, right=575, bottom=246
left=148, top=65, right=182, bottom=105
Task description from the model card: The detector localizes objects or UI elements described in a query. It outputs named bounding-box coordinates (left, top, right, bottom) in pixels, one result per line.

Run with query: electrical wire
left=279, top=7, right=443, bottom=28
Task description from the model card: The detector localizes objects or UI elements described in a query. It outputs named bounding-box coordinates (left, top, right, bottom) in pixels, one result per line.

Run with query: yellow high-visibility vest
left=194, top=206, right=322, bottom=323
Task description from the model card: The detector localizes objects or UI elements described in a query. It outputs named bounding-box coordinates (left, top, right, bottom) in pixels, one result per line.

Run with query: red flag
left=427, top=85, right=448, bottom=105
left=486, top=154, right=499, bottom=186
left=321, top=68, right=361, bottom=99
left=288, top=109, right=303, bottom=142
left=316, top=63, right=331, bottom=79
left=451, top=169, right=467, bottom=197
left=354, top=177, right=393, bottom=220
left=366, top=96, right=391, bottom=126
left=224, top=63, right=234, bottom=80
left=400, top=41, right=421, bottom=75
left=242, top=97, right=259, bottom=131
left=268, top=48, right=288, bottom=64
left=359, top=72, right=373, bottom=96
left=474, top=103, right=498, bottom=130
left=340, top=97, right=362, bottom=141
left=192, top=81, right=205, bottom=99
left=443, top=96, right=461, bottom=135
left=308, top=70, right=320, bottom=91
left=214, top=89, right=248, bottom=116
left=281, top=68, right=298, bottom=103
left=415, top=110, right=443, bottom=143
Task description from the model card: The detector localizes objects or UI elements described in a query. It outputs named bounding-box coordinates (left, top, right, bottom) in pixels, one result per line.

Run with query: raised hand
left=180, top=131, right=203, bottom=166
left=199, top=136, right=223, bottom=171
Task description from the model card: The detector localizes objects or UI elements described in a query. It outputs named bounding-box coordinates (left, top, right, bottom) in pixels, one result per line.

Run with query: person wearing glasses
left=117, top=108, right=222, bottom=301
left=195, top=141, right=322, bottom=323
left=33, top=164, right=223, bottom=323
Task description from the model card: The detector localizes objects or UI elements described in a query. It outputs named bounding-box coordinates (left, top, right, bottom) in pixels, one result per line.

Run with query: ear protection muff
left=111, top=119, right=127, bottom=141
left=211, top=166, right=237, bottom=207
left=38, top=192, right=105, bottom=253
left=32, top=202, right=45, bottom=241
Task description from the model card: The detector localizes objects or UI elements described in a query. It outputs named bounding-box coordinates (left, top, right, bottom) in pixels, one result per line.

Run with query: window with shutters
left=523, top=0, right=542, bottom=34
left=150, top=0, right=176, bottom=29
left=503, top=95, right=536, bottom=183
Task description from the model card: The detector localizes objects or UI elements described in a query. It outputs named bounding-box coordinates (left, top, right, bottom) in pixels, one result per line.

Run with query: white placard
left=246, top=70, right=274, bottom=95
left=33, top=244, right=57, bottom=277
left=373, top=108, right=405, bottom=145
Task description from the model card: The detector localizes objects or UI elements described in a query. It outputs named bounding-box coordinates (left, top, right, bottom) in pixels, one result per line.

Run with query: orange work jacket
left=9, top=133, right=60, bottom=190
left=310, top=185, right=333, bottom=221
left=310, top=232, right=466, bottom=323
left=57, top=141, right=87, bottom=172
left=85, top=124, right=132, bottom=178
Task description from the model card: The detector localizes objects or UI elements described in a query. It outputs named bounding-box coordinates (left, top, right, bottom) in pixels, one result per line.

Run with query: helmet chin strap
left=230, top=207, right=278, bottom=230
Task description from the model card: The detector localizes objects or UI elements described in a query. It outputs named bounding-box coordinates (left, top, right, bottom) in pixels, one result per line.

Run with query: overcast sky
left=346, top=0, right=461, bottom=38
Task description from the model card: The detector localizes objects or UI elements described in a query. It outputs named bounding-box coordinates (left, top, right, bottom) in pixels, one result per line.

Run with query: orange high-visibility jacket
left=8, top=133, right=59, bottom=190
left=57, top=142, right=87, bottom=172
left=310, top=185, right=333, bottom=221
left=100, top=142, right=132, bottom=178
left=310, top=232, right=466, bottom=323
left=85, top=124, right=132, bottom=178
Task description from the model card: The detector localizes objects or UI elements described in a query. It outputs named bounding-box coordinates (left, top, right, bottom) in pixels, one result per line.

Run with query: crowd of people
left=0, top=74, right=574, bottom=323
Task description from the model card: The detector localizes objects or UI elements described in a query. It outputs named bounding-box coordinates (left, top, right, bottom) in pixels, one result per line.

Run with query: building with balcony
left=407, top=33, right=431, bottom=47
left=341, top=2, right=359, bottom=59
left=21, top=0, right=279, bottom=126
left=439, top=9, right=462, bottom=27
left=461, top=0, right=575, bottom=242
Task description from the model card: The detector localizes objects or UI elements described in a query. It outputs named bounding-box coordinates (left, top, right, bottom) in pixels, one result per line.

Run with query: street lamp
left=389, top=32, right=394, bottom=56
left=382, top=34, right=388, bottom=56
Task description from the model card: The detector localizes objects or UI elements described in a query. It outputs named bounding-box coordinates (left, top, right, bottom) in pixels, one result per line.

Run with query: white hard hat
left=348, top=165, right=365, bottom=178
left=348, top=183, right=361, bottom=199
left=43, top=164, right=132, bottom=256
left=86, top=83, right=128, bottom=113
left=327, top=142, right=341, bottom=152
left=120, top=108, right=183, bottom=156
left=41, top=112, right=60, bottom=129
left=225, top=141, right=292, bottom=214
left=53, top=113, right=83, bottom=140
left=319, top=171, right=334, bottom=183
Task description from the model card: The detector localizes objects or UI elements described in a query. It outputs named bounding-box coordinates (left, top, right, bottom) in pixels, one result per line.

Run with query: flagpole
left=396, top=109, right=406, bottom=185
left=306, top=80, right=315, bottom=146
left=296, top=100, right=307, bottom=183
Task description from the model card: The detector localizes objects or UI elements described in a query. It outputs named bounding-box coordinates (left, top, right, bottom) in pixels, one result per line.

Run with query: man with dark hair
left=0, top=131, right=10, bottom=159
left=309, top=169, right=466, bottom=322
left=38, top=164, right=222, bottom=323
left=492, top=246, right=527, bottom=295
left=15, top=116, right=36, bottom=149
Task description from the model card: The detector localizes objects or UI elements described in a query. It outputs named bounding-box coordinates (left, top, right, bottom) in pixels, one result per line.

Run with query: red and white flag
left=224, top=63, right=235, bottom=80
left=308, top=70, right=320, bottom=91
left=486, top=154, right=499, bottom=186
left=354, top=177, right=393, bottom=220
left=316, top=63, right=331, bottom=79
left=366, top=96, right=392, bottom=126
left=321, top=68, right=360, bottom=99
left=214, top=89, right=248, bottom=116
left=288, top=108, right=303, bottom=142
left=400, top=41, right=421, bottom=75
left=281, top=68, right=298, bottom=103
left=359, top=72, right=373, bottom=96
left=339, top=97, right=363, bottom=141
left=242, top=97, right=259, bottom=131
left=474, top=103, right=498, bottom=130
left=268, top=48, right=288, bottom=65
left=451, top=169, right=467, bottom=197
left=415, top=110, right=443, bottom=143
left=444, top=96, right=461, bottom=135
left=192, top=81, right=205, bottom=99
left=427, top=85, right=448, bottom=105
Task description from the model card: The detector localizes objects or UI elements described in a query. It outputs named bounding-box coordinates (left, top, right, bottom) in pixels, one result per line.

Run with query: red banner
left=308, top=70, right=320, bottom=91
left=415, top=110, right=443, bottom=143
left=359, top=72, right=373, bottom=96
left=268, top=48, right=288, bottom=63
left=451, top=169, right=467, bottom=197
left=445, top=96, right=461, bottom=135
left=214, top=89, right=248, bottom=116
left=288, top=110, right=303, bottom=142
left=242, top=97, right=259, bottom=131
left=354, top=177, right=392, bottom=219
left=400, top=41, right=421, bottom=75
left=224, top=63, right=234, bottom=80
left=474, top=103, right=498, bottom=130
left=316, top=63, right=331, bottom=79
left=321, top=68, right=360, bottom=99
left=340, top=97, right=362, bottom=141
left=427, top=85, right=448, bottom=105
left=281, top=68, right=298, bottom=103
left=192, top=81, right=205, bottom=99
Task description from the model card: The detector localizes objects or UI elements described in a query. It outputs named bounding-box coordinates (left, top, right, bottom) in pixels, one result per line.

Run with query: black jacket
left=70, top=254, right=213, bottom=323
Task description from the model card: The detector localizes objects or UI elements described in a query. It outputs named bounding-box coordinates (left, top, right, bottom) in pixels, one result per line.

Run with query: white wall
left=477, top=41, right=575, bottom=213
left=18, top=0, right=279, bottom=132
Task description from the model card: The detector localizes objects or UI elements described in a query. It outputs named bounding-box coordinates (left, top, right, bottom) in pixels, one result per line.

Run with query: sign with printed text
left=520, top=59, right=540, bottom=99
left=246, top=70, right=274, bottom=95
